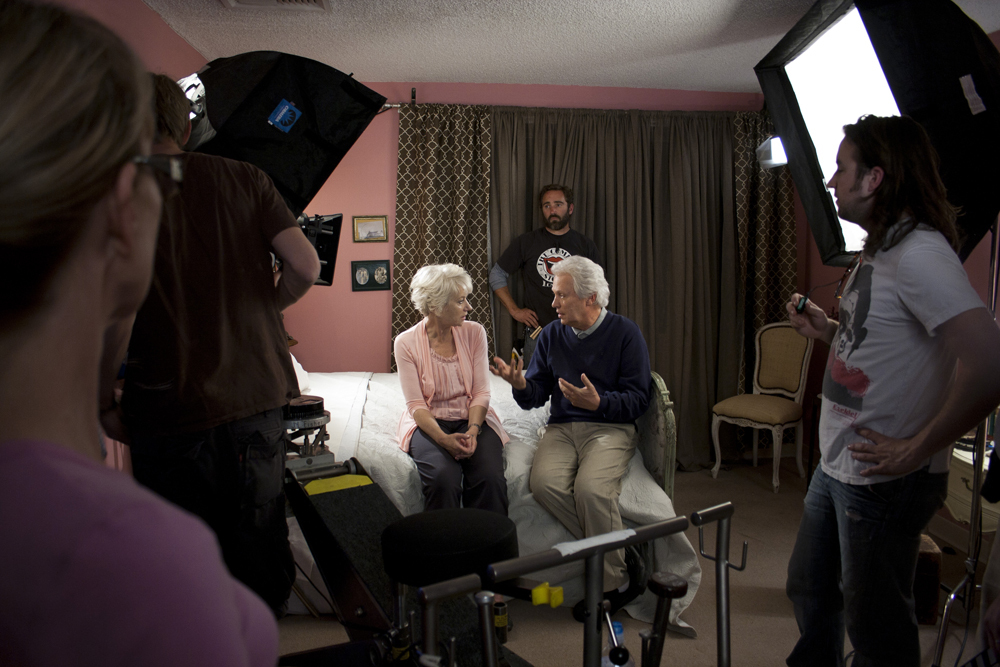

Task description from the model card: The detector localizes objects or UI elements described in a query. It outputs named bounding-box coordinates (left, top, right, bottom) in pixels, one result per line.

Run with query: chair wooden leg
left=752, top=429, right=759, bottom=468
left=795, top=422, right=805, bottom=478
left=711, top=415, right=722, bottom=479
left=772, top=426, right=783, bottom=492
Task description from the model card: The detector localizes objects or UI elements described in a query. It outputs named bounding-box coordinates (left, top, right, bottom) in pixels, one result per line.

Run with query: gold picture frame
left=352, top=215, right=388, bottom=242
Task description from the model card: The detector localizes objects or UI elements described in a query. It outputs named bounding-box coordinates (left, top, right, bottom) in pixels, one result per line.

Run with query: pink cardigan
left=394, top=319, right=509, bottom=452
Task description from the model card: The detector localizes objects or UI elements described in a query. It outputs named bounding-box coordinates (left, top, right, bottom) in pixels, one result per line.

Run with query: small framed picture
left=352, top=260, right=390, bottom=291
left=353, top=215, right=388, bottom=242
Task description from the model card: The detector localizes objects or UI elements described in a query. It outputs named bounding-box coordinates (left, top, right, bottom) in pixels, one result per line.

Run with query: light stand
left=932, top=219, right=1000, bottom=666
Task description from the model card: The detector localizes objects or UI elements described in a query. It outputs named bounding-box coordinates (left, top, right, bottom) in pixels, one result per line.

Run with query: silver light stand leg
left=932, top=219, right=1000, bottom=666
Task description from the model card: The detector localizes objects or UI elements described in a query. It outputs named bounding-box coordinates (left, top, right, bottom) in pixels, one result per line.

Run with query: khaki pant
left=529, top=421, right=636, bottom=590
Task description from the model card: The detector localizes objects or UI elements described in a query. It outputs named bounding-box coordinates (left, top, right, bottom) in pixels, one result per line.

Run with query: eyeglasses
left=834, top=252, right=863, bottom=299
left=131, top=154, right=183, bottom=198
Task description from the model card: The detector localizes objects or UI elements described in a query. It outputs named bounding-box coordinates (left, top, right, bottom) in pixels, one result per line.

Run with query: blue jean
left=786, top=466, right=948, bottom=667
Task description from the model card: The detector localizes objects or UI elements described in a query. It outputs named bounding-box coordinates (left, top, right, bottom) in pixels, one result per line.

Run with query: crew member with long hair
left=785, top=115, right=1000, bottom=667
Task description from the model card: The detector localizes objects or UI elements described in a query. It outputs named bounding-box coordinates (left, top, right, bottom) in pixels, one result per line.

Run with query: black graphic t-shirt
left=497, top=228, right=601, bottom=326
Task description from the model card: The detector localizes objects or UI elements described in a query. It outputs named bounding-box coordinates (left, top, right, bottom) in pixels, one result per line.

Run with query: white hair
left=551, top=256, right=609, bottom=308
left=409, top=263, right=473, bottom=316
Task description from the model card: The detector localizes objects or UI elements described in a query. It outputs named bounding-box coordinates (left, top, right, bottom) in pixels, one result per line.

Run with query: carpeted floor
left=278, top=457, right=993, bottom=666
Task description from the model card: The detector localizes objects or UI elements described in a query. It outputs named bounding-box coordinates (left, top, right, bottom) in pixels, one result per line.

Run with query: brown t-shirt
left=122, top=152, right=300, bottom=435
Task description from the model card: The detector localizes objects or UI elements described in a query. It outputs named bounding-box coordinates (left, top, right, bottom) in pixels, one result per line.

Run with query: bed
left=291, top=359, right=702, bottom=633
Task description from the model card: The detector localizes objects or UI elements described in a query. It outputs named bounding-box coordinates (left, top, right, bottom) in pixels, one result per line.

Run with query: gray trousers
left=408, top=419, right=508, bottom=516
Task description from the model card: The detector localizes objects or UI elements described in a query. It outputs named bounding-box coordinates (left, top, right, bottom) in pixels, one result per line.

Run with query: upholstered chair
left=711, top=322, right=814, bottom=492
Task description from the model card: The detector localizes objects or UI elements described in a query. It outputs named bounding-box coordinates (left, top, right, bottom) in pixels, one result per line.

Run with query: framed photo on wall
left=352, top=260, right=390, bottom=291
left=353, top=215, right=388, bottom=242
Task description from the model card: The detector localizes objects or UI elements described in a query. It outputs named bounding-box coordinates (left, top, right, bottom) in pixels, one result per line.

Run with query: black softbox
left=188, top=51, right=386, bottom=217
left=755, top=0, right=1000, bottom=264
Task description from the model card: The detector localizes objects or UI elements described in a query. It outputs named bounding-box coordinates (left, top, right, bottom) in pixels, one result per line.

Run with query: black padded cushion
left=381, top=508, right=518, bottom=587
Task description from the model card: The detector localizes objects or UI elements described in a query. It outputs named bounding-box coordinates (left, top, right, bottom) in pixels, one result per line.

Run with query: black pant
left=130, top=407, right=294, bottom=615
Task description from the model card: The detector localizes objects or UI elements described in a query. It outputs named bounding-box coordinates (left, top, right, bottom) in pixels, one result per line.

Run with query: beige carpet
left=279, top=458, right=991, bottom=666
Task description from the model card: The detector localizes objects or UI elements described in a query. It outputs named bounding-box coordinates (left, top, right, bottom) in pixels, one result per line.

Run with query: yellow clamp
left=531, top=582, right=564, bottom=608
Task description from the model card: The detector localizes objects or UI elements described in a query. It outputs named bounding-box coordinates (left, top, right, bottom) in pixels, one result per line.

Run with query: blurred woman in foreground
left=0, top=1, right=278, bottom=664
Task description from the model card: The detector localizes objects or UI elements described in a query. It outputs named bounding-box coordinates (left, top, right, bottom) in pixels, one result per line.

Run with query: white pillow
left=289, top=353, right=311, bottom=394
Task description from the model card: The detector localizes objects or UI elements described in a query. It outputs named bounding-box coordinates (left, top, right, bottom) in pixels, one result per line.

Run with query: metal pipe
left=932, top=574, right=970, bottom=667
left=417, top=573, right=482, bottom=662
left=475, top=591, right=499, bottom=667
left=692, top=503, right=745, bottom=667
left=393, top=581, right=405, bottom=628
left=422, top=601, right=438, bottom=661
left=689, top=502, right=735, bottom=526
left=583, top=553, right=604, bottom=667
left=640, top=573, right=688, bottom=667
left=488, top=517, right=689, bottom=583
left=716, top=516, right=732, bottom=667
left=420, top=573, right=482, bottom=604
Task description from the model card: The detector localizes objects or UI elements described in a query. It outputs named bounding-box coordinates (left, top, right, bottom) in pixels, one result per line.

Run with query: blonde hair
left=0, top=0, right=153, bottom=328
left=409, top=264, right=473, bottom=316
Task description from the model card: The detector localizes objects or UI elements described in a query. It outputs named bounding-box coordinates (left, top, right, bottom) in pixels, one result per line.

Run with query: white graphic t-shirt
left=820, top=225, right=985, bottom=485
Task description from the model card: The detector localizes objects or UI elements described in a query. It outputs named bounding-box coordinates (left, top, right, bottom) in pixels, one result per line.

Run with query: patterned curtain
left=391, top=105, right=493, bottom=370
left=726, top=111, right=797, bottom=459
left=732, top=112, right=798, bottom=391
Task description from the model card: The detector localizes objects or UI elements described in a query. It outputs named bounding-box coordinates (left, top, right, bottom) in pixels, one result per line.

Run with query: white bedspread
left=305, top=371, right=701, bottom=631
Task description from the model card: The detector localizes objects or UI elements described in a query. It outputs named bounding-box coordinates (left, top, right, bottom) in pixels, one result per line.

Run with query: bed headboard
left=635, top=371, right=677, bottom=501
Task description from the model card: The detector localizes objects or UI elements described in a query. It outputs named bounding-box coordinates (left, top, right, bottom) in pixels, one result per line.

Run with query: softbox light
left=184, top=51, right=386, bottom=217
left=756, top=0, right=1000, bottom=265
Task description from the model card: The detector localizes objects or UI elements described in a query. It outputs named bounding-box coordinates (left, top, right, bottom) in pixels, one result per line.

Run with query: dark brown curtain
left=392, top=104, right=493, bottom=369
left=490, top=108, right=739, bottom=469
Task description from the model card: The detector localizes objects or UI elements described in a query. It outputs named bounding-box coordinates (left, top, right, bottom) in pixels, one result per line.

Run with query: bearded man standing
left=490, top=184, right=601, bottom=363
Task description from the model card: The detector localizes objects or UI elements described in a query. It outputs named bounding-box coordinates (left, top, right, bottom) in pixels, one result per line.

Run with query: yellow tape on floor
left=305, top=474, right=373, bottom=495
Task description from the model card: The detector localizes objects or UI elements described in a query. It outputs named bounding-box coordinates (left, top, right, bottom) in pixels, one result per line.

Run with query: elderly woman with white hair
left=394, top=263, right=509, bottom=515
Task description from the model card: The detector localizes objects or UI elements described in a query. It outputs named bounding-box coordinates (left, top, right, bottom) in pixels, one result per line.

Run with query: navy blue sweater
left=513, top=312, right=651, bottom=424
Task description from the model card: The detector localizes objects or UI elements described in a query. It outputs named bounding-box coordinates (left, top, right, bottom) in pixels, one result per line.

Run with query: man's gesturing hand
left=491, top=355, right=527, bottom=390
left=558, top=373, right=601, bottom=411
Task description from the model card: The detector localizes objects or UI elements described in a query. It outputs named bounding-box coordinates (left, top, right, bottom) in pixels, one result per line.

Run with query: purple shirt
left=0, top=439, right=278, bottom=667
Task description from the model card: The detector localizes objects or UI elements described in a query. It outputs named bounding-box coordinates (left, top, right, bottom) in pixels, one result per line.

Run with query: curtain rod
left=381, top=87, right=417, bottom=110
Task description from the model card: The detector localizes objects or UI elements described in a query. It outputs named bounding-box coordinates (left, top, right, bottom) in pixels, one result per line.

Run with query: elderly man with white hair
left=491, top=256, right=651, bottom=620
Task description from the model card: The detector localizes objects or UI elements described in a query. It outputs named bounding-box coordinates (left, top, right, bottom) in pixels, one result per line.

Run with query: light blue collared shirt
left=572, top=307, right=607, bottom=339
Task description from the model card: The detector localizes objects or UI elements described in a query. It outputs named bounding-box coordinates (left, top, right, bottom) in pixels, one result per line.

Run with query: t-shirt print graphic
left=535, top=248, right=573, bottom=285
left=823, top=263, right=874, bottom=412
